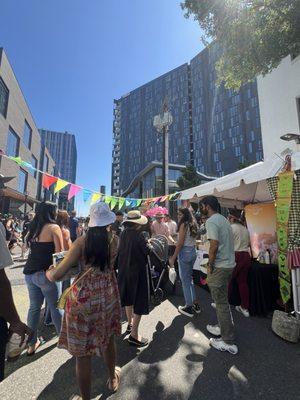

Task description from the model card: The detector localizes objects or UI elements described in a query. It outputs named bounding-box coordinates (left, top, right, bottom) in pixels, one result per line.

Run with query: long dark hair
left=178, top=207, right=198, bottom=238
left=26, top=202, right=57, bottom=245
left=84, top=226, right=110, bottom=271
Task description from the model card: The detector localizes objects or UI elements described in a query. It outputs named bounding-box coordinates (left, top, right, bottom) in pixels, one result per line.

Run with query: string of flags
left=0, top=151, right=181, bottom=210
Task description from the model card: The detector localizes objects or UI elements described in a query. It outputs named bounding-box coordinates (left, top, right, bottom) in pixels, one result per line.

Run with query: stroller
left=147, top=235, right=170, bottom=305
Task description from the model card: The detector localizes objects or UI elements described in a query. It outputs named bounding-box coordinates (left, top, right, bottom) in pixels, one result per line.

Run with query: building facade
left=0, top=48, right=55, bottom=216
left=112, top=46, right=263, bottom=197
left=257, top=54, right=300, bottom=159
left=39, top=129, right=77, bottom=211
left=112, top=64, right=193, bottom=197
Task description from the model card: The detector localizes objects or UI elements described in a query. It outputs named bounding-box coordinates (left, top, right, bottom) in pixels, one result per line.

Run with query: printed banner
left=245, top=203, right=277, bottom=260
left=276, top=171, right=294, bottom=304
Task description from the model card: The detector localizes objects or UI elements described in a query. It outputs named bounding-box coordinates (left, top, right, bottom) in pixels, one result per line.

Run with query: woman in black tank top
left=24, top=202, right=63, bottom=355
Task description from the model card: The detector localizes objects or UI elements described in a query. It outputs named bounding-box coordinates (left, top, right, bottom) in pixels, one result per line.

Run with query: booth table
left=193, top=250, right=280, bottom=316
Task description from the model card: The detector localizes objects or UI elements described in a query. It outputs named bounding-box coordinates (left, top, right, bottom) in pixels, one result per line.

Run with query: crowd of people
left=0, top=195, right=252, bottom=399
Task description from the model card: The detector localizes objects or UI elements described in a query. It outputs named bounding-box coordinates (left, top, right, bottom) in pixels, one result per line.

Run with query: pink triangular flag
left=68, top=184, right=82, bottom=201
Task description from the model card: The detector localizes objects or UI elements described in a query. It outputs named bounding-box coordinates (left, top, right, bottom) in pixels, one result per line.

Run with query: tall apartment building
left=39, top=129, right=77, bottom=210
left=112, top=45, right=263, bottom=198
left=112, top=63, right=194, bottom=197
left=0, top=48, right=55, bottom=216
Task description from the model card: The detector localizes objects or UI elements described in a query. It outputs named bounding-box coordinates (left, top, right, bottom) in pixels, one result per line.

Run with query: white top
left=166, top=220, right=177, bottom=236
left=231, top=223, right=250, bottom=252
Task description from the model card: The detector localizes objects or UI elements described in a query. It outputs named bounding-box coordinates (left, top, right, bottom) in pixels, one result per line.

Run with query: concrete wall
left=257, top=55, right=300, bottom=158
left=0, top=48, right=42, bottom=198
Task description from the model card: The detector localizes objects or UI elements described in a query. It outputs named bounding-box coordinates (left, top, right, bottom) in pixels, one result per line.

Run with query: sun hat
left=125, top=210, right=148, bottom=225
left=88, top=202, right=116, bottom=227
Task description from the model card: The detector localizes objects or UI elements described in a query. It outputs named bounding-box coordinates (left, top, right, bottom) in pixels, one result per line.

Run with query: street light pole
left=154, top=100, right=173, bottom=202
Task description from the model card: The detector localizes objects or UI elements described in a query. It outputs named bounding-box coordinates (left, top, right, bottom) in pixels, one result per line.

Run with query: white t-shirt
left=166, top=220, right=177, bottom=236
left=231, top=223, right=250, bottom=252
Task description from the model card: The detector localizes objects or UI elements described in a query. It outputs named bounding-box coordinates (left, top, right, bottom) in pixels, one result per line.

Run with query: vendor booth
left=180, top=152, right=300, bottom=318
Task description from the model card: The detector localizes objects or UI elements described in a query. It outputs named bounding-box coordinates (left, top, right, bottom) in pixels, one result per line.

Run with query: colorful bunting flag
left=91, top=193, right=101, bottom=203
left=54, top=179, right=69, bottom=194
left=105, top=196, right=112, bottom=205
left=3, top=151, right=184, bottom=207
left=119, top=198, right=125, bottom=209
left=42, top=174, right=58, bottom=189
left=83, top=189, right=92, bottom=202
left=110, top=197, right=118, bottom=210
left=68, top=184, right=82, bottom=201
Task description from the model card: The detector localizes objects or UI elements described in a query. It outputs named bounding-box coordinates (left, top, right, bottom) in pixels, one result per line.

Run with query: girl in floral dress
left=46, top=202, right=121, bottom=399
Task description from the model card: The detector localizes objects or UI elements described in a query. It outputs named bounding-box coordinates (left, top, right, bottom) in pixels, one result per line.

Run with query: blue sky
left=0, top=0, right=203, bottom=215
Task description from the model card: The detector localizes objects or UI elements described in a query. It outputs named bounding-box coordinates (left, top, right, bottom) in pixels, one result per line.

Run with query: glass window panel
left=18, top=168, right=27, bottom=194
left=6, top=128, right=19, bottom=157
left=0, top=77, right=9, bottom=117
left=31, top=155, right=38, bottom=178
left=23, top=121, right=32, bottom=149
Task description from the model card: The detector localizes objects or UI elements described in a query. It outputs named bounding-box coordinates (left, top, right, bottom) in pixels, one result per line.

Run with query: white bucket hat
left=125, top=210, right=148, bottom=225
left=88, top=202, right=116, bottom=228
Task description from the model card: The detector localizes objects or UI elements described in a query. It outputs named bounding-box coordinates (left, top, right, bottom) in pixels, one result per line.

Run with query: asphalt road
left=1, top=255, right=300, bottom=400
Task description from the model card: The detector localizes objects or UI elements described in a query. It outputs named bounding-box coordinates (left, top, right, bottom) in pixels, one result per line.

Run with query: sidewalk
left=1, top=260, right=299, bottom=400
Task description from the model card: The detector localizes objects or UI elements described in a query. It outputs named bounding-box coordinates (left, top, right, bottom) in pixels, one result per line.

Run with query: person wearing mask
left=69, top=210, right=79, bottom=242
left=0, top=228, right=32, bottom=381
left=228, top=209, right=251, bottom=318
left=169, top=207, right=201, bottom=317
left=111, top=211, right=124, bottom=237
left=199, top=196, right=238, bottom=355
left=117, top=210, right=150, bottom=348
left=46, top=202, right=121, bottom=397
left=24, top=202, right=63, bottom=355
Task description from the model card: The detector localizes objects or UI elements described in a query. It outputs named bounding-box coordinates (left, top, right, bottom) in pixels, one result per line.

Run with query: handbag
left=57, top=268, right=92, bottom=310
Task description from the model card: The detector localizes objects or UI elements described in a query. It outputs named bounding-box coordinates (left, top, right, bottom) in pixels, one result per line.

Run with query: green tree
left=181, top=0, right=300, bottom=89
left=177, top=165, right=202, bottom=190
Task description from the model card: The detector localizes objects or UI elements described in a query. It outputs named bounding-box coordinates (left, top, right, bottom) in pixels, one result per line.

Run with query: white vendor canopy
left=180, top=154, right=286, bottom=207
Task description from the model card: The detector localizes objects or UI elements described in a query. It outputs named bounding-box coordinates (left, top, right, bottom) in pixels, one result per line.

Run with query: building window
left=6, top=128, right=19, bottom=157
left=248, top=142, right=253, bottom=153
left=43, top=154, right=49, bottom=172
left=31, top=155, right=38, bottom=178
left=23, top=121, right=32, bottom=149
left=0, top=77, right=9, bottom=118
left=18, top=168, right=28, bottom=194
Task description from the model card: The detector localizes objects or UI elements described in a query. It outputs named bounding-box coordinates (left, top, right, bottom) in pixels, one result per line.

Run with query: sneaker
left=128, top=335, right=149, bottom=347
left=178, top=305, right=194, bottom=317
left=209, top=338, right=238, bottom=355
left=211, top=302, right=216, bottom=309
left=193, top=303, right=202, bottom=314
left=235, top=306, right=250, bottom=318
left=206, top=324, right=221, bottom=336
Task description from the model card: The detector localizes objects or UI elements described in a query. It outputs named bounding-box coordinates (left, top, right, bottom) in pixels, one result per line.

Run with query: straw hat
left=125, top=210, right=148, bottom=225
left=88, top=202, right=116, bottom=227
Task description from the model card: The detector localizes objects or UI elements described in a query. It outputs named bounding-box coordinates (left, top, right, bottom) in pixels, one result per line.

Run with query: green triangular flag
left=136, top=199, right=142, bottom=207
left=105, top=196, right=112, bottom=205
left=110, top=197, right=118, bottom=210
left=119, top=198, right=125, bottom=209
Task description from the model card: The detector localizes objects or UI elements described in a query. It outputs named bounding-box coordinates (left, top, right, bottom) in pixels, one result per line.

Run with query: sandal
left=107, top=366, right=121, bottom=392
left=27, top=337, right=44, bottom=356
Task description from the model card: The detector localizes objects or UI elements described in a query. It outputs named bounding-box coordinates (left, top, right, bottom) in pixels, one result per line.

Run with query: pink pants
left=230, top=252, right=251, bottom=310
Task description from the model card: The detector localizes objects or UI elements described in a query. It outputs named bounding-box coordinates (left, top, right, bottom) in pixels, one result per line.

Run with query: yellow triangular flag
left=91, top=193, right=101, bottom=203
left=54, top=179, right=69, bottom=194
